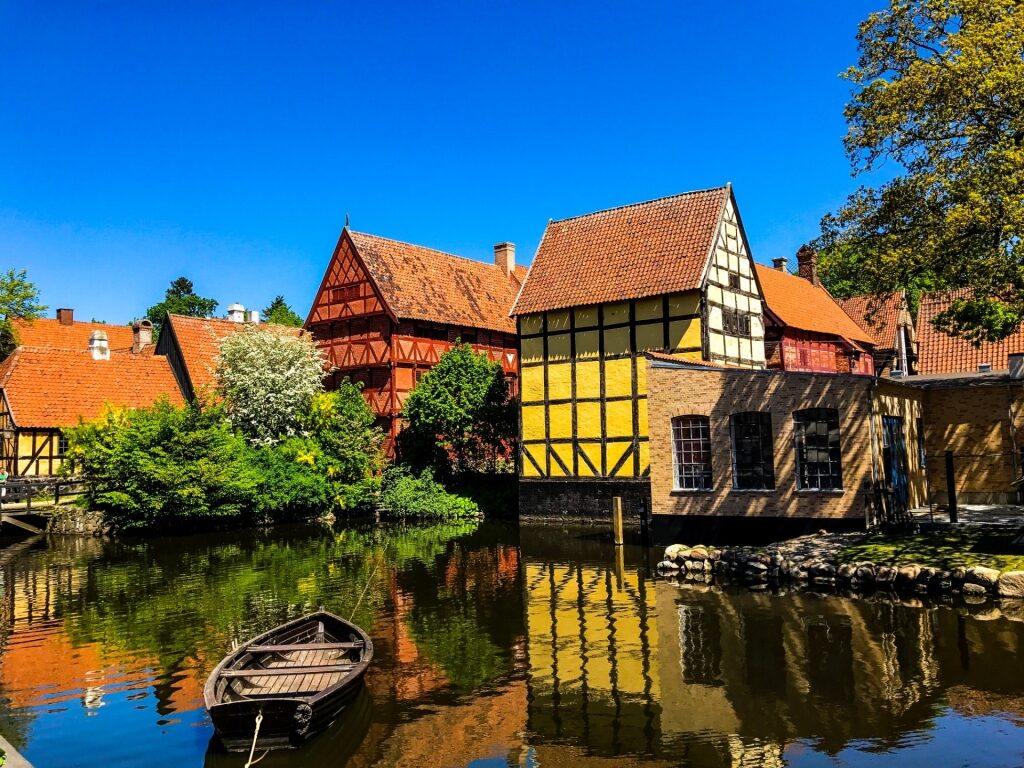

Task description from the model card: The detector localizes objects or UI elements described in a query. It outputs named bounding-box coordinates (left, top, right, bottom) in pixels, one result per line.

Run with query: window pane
left=672, top=416, right=713, bottom=490
left=793, top=408, right=843, bottom=490
left=730, top=412, right=775, bottom=490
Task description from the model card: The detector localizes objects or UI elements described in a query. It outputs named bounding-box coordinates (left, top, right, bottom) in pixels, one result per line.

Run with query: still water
left=1, top=521, right=1023, bottom=768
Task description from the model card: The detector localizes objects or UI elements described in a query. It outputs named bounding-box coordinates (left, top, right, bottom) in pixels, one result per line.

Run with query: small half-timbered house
left=838, top=292, right=917, bottom=376
left=510, top=185, right=768, bottom=511
left=757, top=249, right=877, bottom=376
left=306, top=228, right=525, bottom=446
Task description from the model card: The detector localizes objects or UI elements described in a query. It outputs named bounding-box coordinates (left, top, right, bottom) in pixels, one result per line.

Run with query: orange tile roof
left=347, top=230, right=521, bottom=334
left=754, top=265, right=877, bottom=346
left=11, top=317, right=137, bottom=352
left=838, top=294, right=904, bottom=350
left=0, top=347, right=184, bottom=428
left=164, top=315, right=305, bottom=397
left=916, top=289, right=1024, bottom=374
left=511, top=186, right=730, bottom=315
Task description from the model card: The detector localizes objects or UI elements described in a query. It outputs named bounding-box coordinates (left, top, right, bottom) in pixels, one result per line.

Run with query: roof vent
left=978, top=362, right=993, bottom=373
left=1009, top=353, right=1024, bottom=379
left=772, top=257, right=788, bottom=272
left=89, top=330, right=110, bottom=361
left=248, top=310, right=260, bottom=324
left=227, top=303, right=245, bottom=323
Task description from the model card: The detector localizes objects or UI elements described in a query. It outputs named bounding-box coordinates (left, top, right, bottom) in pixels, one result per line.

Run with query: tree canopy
left=0, top=268, right=46, bottom=357
left=262, top=295, right=305, bottom=327
left=400, top=343, right=516, bottom=475
left=145, top=277, right=218, bottom=340
left=818, top=0, right=1024, bottom=342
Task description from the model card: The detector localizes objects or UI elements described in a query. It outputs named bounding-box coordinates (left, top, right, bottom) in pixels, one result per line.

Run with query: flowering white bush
left=216, top=326, right=327, bottom=444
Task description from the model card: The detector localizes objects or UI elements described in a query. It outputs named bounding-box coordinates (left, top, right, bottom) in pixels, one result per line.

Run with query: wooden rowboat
left=204, top=609, right=373, bottom=752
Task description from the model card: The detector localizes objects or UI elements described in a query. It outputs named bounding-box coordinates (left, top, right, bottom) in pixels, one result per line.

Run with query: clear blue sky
left=0, top=1, right=883, bottom=324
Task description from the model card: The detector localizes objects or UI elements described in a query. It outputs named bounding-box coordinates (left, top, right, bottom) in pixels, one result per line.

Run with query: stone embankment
left=657, top=535, right=1024, bottom=600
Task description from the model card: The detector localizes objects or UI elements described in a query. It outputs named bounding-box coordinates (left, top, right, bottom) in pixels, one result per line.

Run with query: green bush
left=377, top=466, right=480, bottom=521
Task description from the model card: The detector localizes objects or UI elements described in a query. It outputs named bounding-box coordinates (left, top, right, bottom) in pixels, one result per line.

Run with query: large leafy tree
left=145, top=277, right=218, bottom=340
left=262, top=295, right=304, bottom=327
left=0, top=268, right=46, bottom=357
left=216, top=325, right=327, bottom=444
left=400, top=343, right=516, bottom=475
left=819, top=0, right=1024, bottom=342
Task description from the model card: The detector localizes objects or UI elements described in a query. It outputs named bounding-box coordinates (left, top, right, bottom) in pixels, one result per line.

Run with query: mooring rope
left=349, top=551, right=384, bottom=622
left=243, top=710, right=268, bottom=768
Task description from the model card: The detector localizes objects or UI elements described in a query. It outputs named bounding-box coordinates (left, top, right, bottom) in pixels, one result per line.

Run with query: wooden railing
left=0, top=476, right=86, bottom=512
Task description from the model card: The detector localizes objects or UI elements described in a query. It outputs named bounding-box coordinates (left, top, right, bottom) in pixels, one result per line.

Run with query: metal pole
left=612, top=496, right=624, bottom=546
left=945, top=450, right=958, bottom=523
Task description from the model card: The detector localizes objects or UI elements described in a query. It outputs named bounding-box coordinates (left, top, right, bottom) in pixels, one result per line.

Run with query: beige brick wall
left=922, top=385, right=1024, bottom=504
left=646, top=363, right=906, bottom=521
left=875, top=380, right=926, bottom=509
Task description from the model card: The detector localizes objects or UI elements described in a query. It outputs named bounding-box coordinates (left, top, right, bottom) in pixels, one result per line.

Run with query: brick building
left=645, top=355, right=925, bottom=527
left=839, top=292, right=917, bottom=376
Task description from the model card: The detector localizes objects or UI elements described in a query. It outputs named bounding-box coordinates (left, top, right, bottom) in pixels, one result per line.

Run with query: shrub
left=298, top=385, right=383, bottom=484
left=377, top=466, right=480, bottom=521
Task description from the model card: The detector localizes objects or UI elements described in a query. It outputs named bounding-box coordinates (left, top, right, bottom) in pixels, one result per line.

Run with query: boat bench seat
left=221, top=664, right=356, bottom=678
left=247, top=641, right=363, bottom=653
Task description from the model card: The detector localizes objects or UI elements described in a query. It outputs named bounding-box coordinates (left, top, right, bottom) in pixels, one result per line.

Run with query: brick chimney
left=227, top=303, right=245, bottom=323
left=132, top=319, right=153, bottom=354
left=796, top=245, right=819, bottom=286
left=494, top=242, right=515, bottom=276
left=772, top=257, right=788, bottom=272
left=89, top=330, right=110, bottom=361
left=57, top=307, right=74, bottom=326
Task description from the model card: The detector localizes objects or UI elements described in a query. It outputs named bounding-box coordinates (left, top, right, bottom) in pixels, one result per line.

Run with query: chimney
left=227, top=303, right=245, bottom=323
left=796, top=245, right=819, bottom=286
left=248, top=310, right=260, bottom=324
left=132, top=319, right=153, bottom=354
left=772, top=257, right=788, bottom=272
left=57, top=307, right=74, bottom=326
left=494, top=242, right=515, bottom=276
left=89, top=330, right=110, bottom=361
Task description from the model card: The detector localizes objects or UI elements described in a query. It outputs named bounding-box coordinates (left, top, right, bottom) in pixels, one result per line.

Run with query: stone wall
left=518, top=478, right=650, bottom=522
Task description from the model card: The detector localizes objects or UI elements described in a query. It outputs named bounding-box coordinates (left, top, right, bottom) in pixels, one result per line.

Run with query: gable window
left=793, top=408, right=843, bottom=490
left=331, top=284, right=360, bottom=303
left=672, top=416, right=712, bottom=490
left=730, top=412, right=774, bottom=489
left=728, top=272, right=741, bottom=291
left=722, top=308, right=751, bottom=336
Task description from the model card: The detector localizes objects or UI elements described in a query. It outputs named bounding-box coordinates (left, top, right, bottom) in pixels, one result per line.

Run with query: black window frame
left=672, top=415, right=713, bottom=491
left=793, top=408, right=843, bottom=491
left=721, top=308, right=752, bottom=337
left=730, top=412, right=775, bottom=490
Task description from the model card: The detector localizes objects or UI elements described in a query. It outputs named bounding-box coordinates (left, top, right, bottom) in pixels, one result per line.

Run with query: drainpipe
left=867, top=377, right=879, bottom=529
left=1008, top=384, right=1020, bottom=501
left=898, top=325, right=908, bottom=375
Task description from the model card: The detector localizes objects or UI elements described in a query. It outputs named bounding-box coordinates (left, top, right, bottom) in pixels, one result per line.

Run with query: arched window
left=671, top=415, right=712, bottom=490
left=793, top=408, right=842, bottom=490
left=730, top=412, right=774, bottom=489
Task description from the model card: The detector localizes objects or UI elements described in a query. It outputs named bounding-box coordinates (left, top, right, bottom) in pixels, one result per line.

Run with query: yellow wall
left=519, top=292, right=701, bottom=479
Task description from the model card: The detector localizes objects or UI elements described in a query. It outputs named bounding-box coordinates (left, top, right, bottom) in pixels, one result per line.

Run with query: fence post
left=612, top=496, right=624, bottom=546
left=945, top=450, right=958, bottom=524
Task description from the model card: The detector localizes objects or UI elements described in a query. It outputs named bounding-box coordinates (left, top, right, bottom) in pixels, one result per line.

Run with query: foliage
left=400, top=343, right=516, bottom=475
left=216, top=325, right=327, bottom=444
left=144, top=276, right=218, bottom=340
left=0, top=268, right=46, bottom=357
left=836, top=529, right=1024, bottom=572
left=262, top=295, right=304, bottom=327
left=65, top=400, right=263, bottom=531
left=818, top=0, right=1024, bottom=342
left=298, top=386, right=384, bottom=484
left=377, top=465, right=481, bottom=521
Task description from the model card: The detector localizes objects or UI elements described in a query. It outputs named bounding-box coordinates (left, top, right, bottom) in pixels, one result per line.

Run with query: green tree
left=145, top=276, right=218, bottom=340
left=819, top=0, right=1024, bottom=342
left=216, top=325, right=326, bottom=444
left=262, top=295, right=304, bottom=327
left=400, top=343, right=515, bottom=475
left=298, top=384, right=385, bottom=483
left=0, top=268, right=46, bottom=357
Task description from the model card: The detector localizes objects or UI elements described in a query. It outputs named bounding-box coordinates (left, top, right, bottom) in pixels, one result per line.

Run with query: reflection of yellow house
left=511, top=186, right=766, bottom=511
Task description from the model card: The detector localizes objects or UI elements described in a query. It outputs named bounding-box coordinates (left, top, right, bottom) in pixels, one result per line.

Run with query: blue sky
left=1, top=1, right=882, bottom=324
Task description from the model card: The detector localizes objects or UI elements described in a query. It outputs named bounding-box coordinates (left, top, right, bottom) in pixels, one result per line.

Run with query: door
left=882, top=416, right=909, bottom=512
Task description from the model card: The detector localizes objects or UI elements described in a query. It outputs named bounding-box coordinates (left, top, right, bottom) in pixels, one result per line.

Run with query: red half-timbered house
left=306, top=228, right=526, bottom=446
left=757, top=247, right=878, bottom=376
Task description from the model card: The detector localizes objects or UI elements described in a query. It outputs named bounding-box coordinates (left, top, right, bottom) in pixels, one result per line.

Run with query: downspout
left=898, top=325, right=908, bottom=374
left=1008, top=384, right=1020, bottom=499
left=867, top=377, right=879, bottom=529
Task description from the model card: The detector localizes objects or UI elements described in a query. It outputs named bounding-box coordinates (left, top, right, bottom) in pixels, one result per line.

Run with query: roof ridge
left=549, top=185, right=729, bottom=225
left=348, top=229, right=505, bottom=273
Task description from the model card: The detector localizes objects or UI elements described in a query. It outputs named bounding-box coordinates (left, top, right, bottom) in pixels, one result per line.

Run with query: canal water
left=1, top=521, right=1023, bottom=768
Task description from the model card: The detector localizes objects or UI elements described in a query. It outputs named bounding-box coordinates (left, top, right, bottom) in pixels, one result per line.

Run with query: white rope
left=244, top=711, right=267, bottom=768
left=349, top=552, right=384, bottom=622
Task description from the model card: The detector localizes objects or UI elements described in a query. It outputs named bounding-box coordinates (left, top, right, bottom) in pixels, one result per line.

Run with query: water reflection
left=0, top=523, right=1023, bottom=767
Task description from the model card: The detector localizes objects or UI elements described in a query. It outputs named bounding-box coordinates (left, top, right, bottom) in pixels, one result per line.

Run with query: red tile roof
left=755, top=265, right=877, bottom=346
left=916, top=289, right=1024, bottom=374
left=511, top=187, right=730, bottom=315
left=346, top=231, right=522, bottom=334
left=164, top=315, right=305, bottom=397
left=11, top=317, right=137, bottom=353
left=0, top=347, right=184, bottom=429
left=837, top=294, right=904, bottom=350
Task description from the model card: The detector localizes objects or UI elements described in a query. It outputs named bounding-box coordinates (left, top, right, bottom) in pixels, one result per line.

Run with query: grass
left=835, top=528, right=1024, bottom=572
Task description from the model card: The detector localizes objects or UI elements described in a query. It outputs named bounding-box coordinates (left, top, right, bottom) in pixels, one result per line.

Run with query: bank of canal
left=1, top=521, right=1023, bottom=767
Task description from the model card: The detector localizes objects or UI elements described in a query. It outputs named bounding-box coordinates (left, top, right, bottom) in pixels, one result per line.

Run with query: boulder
left=689, top=547, right=709, bottom=560
left=656, top=560, right=680, bottom=572
left=965, top=566, right=1001, bottom=590
left=856, top=564, right=876, bottom=581
left=664, top=544, right=687, bottom=562
left=876, top=566, right=897, bottom=585
left=996, top=571, right=1024, bottom=599
left=896, top=564, right=921, bottom=588
left=962, top=582, right=988, bottom=596
left=916, top=567, right=937, bottom=585
left=837, top=563, right=857, bottom=581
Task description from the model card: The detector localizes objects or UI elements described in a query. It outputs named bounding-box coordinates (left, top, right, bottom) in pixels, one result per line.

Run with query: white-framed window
left=672, top=415, right=713, bottom=490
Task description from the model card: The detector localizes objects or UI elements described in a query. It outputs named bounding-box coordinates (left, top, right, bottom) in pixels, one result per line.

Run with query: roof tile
left=11, top=317, right=137, bottom=353
left=755, top=266, right=876, bottom=345
left=917, top=289, right=1024, bottom=374
left=837, top=294, right=904, bottom=349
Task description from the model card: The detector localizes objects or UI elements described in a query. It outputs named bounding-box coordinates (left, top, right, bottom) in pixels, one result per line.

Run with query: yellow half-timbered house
left=511, top=185, right=766, bottom=510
